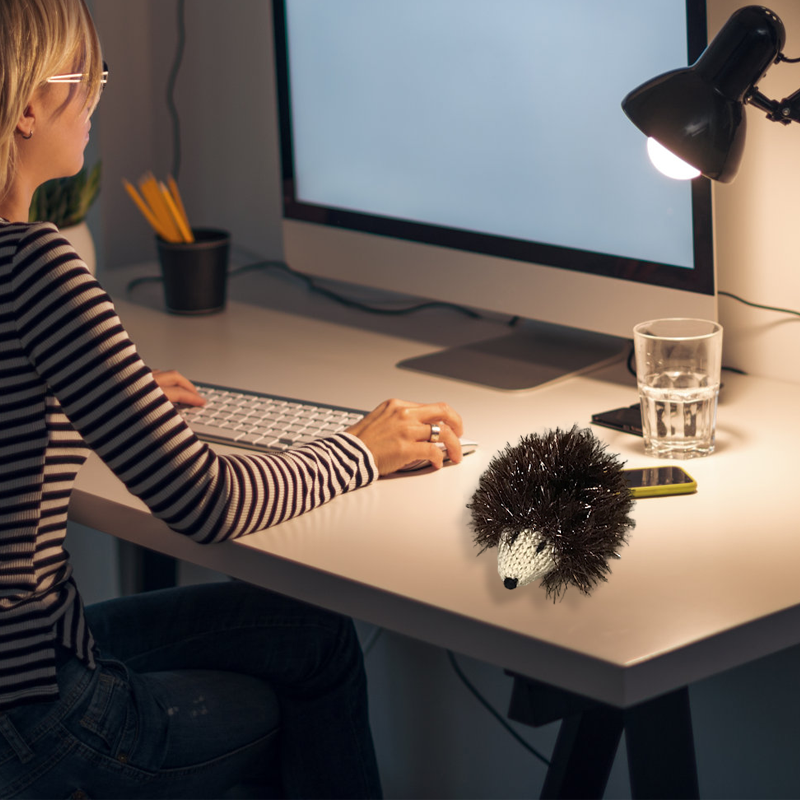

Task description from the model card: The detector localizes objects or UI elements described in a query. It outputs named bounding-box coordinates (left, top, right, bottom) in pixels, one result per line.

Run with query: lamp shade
left=622, top=6, right=785, bottom=182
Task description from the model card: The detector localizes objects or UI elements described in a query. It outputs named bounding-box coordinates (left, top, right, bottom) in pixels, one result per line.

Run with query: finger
left=438, top=422, right=463, bottom=464
left=412, top=419, right=447, bottom=447
left=419, top=424, right=462, bottom=466
left=415, top=402, right=464, bottom=438
left=151, top=371, right=205, bottom=406
left=162, top=385, right=206, bottom=407
left=153, top=369, right=199, bottom=393
left=425, top=442, right=447, bottom=470
left=416, top=419, right=439, bottom=445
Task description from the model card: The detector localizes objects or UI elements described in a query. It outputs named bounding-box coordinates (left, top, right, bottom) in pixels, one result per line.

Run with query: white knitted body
left=497, top=529, right=556, bottom=588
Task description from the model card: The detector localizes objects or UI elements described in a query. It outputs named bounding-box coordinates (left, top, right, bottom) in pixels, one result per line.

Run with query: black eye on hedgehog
left=467, top=426, right=635, bottom=600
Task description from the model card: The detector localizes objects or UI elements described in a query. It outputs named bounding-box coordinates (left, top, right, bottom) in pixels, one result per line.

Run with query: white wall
left=709, top=0, right=800, bottom=381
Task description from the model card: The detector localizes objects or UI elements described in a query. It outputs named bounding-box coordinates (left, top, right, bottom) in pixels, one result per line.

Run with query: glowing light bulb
left=646, top=137, right=701, bottom=180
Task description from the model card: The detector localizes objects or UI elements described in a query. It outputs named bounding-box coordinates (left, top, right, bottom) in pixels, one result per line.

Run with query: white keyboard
left=181, top=382, right=478, bottom=469
left=179, top=382, right=367, bottom=453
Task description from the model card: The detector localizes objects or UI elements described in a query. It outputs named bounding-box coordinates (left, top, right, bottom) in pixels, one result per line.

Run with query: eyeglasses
left=47, top=61, right=108, bottom=90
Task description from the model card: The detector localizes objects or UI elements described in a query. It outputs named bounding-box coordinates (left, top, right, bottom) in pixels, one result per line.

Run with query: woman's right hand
left=346, top=398, right=464, bottom=476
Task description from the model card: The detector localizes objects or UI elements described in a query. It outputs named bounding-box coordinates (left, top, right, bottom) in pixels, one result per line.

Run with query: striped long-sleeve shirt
left=0, top=220, right=378, bottom=710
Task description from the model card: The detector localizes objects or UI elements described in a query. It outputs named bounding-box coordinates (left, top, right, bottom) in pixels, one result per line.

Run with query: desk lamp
left=622, top=5, right=797, bottom=183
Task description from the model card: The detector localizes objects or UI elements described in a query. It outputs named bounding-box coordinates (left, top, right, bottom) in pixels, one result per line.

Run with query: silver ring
left=429, top=423, right=441, bottom=443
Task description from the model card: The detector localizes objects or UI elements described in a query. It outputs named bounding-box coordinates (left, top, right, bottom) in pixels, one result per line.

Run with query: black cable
left=360, top=628, right=550, bottom=767
left=234, top=259, right=487, bottom=319
left=359, top=625, right=550, bottom=767
left=166, top=0, right=187, bottom=179
left=778, top=53, right=800, bottom=63
left=446, top=651, right=551, bottom=767
left=126, top=275, right=164, bottom=294
left=362, top=626, right=384, bottom=658
left=126, top=258, right=486, bottom=319
left=718, top=289, right=800, bottom=318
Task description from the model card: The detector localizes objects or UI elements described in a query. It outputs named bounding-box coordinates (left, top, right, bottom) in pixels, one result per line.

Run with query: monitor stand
left=397, top=320, right=629, bottom=391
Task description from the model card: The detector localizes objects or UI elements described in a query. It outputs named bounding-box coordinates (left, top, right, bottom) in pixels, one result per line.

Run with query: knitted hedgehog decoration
left=468, top=426, right=635, bottom=600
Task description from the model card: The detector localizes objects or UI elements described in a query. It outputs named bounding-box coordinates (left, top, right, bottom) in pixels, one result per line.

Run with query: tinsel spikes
left=467, top=426, right=635, bottom=600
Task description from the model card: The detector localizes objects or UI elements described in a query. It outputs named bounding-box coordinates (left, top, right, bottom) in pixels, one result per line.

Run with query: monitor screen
left=272, top=0, right=716, bottom=386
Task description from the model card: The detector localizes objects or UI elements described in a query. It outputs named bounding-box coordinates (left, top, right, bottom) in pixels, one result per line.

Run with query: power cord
left=229, top=259, right=486, bottom=319
left=445, top=650, right=551, bottom=767
left=128, top=260, right=799, bottom=373
left=359, top=624, right=551, bottom=768
left=718, top=289, right=800, bottom=318
left=166, top=0, right=187, bottom=179
left=361, top=626, right=384, bottom=657
left=127, top=255, right=518, bottom=323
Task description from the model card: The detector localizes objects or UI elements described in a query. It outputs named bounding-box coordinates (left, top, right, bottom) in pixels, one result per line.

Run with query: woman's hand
left=152, top=369, right=205, bottom=407
left=346, top=398, right=464, bottom=476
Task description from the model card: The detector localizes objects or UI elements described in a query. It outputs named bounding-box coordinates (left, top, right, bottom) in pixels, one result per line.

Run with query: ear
left=16, top=104, right=36, bottom=139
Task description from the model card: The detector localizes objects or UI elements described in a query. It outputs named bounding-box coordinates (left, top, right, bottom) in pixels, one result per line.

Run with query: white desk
left=70, top=266, right=800, bottom=793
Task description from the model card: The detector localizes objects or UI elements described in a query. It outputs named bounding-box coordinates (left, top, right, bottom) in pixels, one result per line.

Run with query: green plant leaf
left=29, top=161, right=102, bottom=227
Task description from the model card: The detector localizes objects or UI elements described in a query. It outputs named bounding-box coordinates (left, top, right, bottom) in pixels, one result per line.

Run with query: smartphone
left=623, top=465, right=697, bottom=498
left=592, top=403, right=643, bottom=436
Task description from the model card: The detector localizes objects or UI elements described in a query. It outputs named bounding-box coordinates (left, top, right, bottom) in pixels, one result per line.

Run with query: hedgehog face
left=497, top=529, right=557, bottom=590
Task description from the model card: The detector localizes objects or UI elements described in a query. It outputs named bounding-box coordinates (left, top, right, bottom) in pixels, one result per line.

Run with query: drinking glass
left=633, top=318, right=723, bottom=459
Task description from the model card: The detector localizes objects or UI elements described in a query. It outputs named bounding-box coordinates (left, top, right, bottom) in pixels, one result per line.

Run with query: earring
left=17, top=130, right=32, bottom=140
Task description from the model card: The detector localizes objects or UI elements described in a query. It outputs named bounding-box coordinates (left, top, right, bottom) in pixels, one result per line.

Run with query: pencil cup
left=156, top=228, right=230, bottom=315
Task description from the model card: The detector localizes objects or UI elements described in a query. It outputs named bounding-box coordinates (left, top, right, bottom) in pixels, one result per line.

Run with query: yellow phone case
left=623, top=466, right=697, bottom=498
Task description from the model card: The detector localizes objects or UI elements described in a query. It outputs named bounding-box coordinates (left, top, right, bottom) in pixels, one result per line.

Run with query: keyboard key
left=186, top=422, right=233, bottom=438
left=239, top=433, right=266, bottom=445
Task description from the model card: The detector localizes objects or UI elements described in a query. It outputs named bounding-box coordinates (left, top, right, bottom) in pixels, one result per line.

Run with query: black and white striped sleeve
left=11, top=224, right=378, bottom=543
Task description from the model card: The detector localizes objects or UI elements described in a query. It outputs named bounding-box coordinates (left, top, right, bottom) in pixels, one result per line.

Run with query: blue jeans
left=0, top=581, right=382, bottom=799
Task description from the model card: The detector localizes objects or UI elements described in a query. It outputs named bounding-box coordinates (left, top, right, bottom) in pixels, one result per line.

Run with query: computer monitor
left=272, top=0, right=715, bottom=390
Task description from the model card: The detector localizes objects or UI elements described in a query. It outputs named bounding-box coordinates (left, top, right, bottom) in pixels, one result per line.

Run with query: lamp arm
left=746, top=86, right=800, bottom=125
left=777, top=87, right=800, bottom=124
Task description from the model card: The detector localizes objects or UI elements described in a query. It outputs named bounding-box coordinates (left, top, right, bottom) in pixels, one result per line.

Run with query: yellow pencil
left=167, top=175, right=191, bottom=233
left=160, top=181, right=194, bottom=243
left=122, top=179, right=170, bottom=240
left=139, top=174, right=181, bottom=242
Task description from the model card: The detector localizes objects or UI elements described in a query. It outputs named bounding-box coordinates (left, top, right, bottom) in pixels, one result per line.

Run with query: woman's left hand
left=152, top=369, right=205, bottom=407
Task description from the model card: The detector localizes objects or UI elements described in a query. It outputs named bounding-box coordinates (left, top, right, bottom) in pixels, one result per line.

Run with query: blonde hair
left=0, top=0, right=102, bottom=198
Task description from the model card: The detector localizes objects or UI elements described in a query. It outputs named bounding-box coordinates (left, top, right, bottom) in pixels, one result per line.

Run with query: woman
left=0, top=1, right=464, bottom=797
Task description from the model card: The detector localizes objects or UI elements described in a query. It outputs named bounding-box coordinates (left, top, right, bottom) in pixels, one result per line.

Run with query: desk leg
left=625, top=687, right=699, bottom=800
left=118, top=541, right=178, bottom=593
left=507, top=675, right=699, bottom=800
left=540, top=704, right=623, bottom=799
